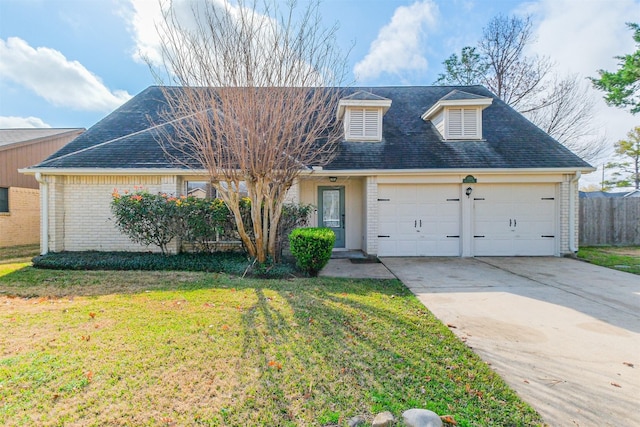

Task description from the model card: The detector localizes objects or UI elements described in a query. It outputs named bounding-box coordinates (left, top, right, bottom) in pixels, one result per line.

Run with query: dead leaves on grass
left=441, top=415, right=457, bottom=425
left=267, top=360, right=283, bottom=370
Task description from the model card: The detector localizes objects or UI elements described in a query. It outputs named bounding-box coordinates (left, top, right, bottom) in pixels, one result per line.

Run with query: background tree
left=525, top=74, right=607, bottom=162
left=478, top=14, right=551, bottom=111
left=148, top=0, right=349, bottom=263
left=603, top=126, right=640, bottom=189
left=591, top=23, right=640, bottom=114
left=434, top=46, right=488, bottom=86
left=434, top=14, right=606, bottom=163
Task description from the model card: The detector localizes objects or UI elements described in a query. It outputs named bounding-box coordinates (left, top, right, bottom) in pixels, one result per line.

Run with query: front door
left=318, top=186, right=345, bottom=248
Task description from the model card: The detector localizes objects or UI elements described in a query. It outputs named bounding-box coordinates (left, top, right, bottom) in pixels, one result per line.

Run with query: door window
left=322, top=189, right=340, bottom=228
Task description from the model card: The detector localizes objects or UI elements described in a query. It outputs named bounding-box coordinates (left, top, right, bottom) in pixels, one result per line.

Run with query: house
left=21, top=86, right=593, bottom=257
left=0, top=128, right=84, bottom=247
left=579, top=191, right=630, bottom=198
left=186, top=187, right=207, bottom=199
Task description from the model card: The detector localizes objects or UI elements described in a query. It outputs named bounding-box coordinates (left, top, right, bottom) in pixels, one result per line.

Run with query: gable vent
left=447, top=107, right=480, bottom=139
left=347, top=108, right=381, bottom=140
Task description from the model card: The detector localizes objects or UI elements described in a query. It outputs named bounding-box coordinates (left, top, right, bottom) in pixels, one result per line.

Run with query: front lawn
left=577, top=246, right=640, bottom=275
left=0, top=264, right=543, bottom=426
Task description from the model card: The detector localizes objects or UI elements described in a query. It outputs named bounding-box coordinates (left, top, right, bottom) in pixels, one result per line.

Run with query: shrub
left=276, top=203, right=314, bottom=260
left=111, top=187, right=314, bottom=261
left=32, top=251, right=298, bottom=278
left=110, top=189, right=183, bottom=254
left=288, top=227, right=335, bottom=276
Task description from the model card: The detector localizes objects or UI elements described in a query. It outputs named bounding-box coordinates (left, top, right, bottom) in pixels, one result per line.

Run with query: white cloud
left=522, top=0, right=640, bottom=181
left=124, top=0, right=166, bottom=65
left=125, top=0, right=238, bottom=67
left=123, top=0, right=332, bottom=86
left=353, top=0, right=439, bottom=82
left=523, top=0, right=640, bottom=76
left=0, top=37, right=131, bottom=112
left=0, top=116, right=51, bottom=128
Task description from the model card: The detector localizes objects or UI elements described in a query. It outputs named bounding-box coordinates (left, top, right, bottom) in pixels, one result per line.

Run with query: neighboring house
left=0, top=128, right=84, bottom=247
left=187, top=187, right=207, bottom=199
left=579, top=191, right=629, bottom=198
left=21, top=86, right=593, bottom=257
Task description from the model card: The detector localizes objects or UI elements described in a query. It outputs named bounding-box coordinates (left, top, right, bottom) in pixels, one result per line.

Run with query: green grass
left=577, top=246, right=640, bottom=275
left=0, top=265, right=544, bottom=426
left=0, top=245, right=39, bottom=263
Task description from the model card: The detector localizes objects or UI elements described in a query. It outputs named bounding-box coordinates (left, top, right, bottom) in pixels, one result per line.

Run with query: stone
left=371, top=411, right=395, bottom=427
left=348, top=415, right=366, bottom=427
left=402, top=409, right=443, bottom=427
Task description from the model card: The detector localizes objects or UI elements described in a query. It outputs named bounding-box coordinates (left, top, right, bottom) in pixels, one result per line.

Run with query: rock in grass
left=348, top=415, right=366, bottom=427
left=402, top=409, right=443, bottom=427
left=372, top=411, right=395, bottom=426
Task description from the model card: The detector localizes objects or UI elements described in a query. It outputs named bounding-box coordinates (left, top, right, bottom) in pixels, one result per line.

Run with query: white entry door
left=378, top=184, right=461, bottom=256
left=473, top=184, right=557, bottom=256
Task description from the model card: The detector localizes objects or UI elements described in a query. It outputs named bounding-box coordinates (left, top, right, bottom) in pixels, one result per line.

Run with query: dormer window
left=422, top=90, right=492, bottom=140
left=346, top=108, right=381, bottom=140
left=337, top=91, right=392, bottom=142
left=447, top=108, right=480, bottom=139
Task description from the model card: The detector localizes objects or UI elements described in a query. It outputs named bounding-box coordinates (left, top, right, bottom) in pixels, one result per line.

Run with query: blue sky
left=1, top=0, right=639, bottom=181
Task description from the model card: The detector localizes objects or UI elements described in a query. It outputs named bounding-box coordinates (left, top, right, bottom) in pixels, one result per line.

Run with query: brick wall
left=0, top=187, right=40, bottom=247
left=364, top=176, right=378, bottom=255
left=46, top=175, right=181, bottom=253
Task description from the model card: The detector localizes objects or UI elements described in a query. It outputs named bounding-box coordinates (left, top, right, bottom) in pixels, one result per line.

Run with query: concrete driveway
left=381, top=257, right=640, bottom=427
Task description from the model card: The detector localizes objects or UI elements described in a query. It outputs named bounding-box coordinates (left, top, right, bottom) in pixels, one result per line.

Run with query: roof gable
left=421, top=89, right=492, bottom=121
left=0, top=128, right=84, bottom=150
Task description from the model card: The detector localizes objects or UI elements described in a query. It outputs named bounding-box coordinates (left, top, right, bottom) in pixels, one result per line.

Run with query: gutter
left=569, top=171, right=581, bottom=253
left=35, top=173, right=48, bottom=255
left=19, top=166, right=596, bottom=177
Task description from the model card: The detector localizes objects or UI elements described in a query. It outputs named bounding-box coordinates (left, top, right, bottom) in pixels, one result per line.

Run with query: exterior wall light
left=329, top=177, right=337, bottom=182
left=465, top=187, right=473, bottom=197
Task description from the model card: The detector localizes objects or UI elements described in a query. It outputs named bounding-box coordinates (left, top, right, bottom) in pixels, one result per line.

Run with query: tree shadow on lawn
left=228, top=282, right=543, bottom=426
left=0, top=266, right=543, bottom=426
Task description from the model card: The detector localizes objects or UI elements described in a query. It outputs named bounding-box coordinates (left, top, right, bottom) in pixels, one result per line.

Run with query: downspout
left=569, top=171, right=581, bottom=254
left=35, top=173, right=48, bottom=255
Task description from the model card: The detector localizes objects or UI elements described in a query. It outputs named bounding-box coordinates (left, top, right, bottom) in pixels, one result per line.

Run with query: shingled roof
left=32, top=85, right=592, bottom=171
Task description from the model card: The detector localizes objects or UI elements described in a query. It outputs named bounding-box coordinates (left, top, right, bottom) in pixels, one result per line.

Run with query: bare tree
left=524, top=74, right=607, bottom=162
left=479, top=14, right=552, bottom=111
left=435, top=14, right=605, bottom=162
left=148, top=0, right=349, bottom=263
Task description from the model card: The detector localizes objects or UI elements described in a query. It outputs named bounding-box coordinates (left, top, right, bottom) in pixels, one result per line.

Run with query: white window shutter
left=348, top=109, right=365, bottom=137
left=446, top=107, right=480, bottom=139
left=448, top=109, right=463, bottom=138
left=364, top=109, right=379, bottom=138
left=346, top=107, right=381, bottom=140
left=463, top=109, right=478, bottom=137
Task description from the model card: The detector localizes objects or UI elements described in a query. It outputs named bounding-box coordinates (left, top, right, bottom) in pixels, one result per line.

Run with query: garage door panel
left=473, top=184, right=557, bottom=256
left=474, top=238, right=513, bottom=256
left=378, top=184, right=460, bottom=256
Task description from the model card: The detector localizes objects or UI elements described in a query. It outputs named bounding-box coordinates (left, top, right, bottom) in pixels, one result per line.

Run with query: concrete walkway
left=381, top=257, right=640, bottom=427
left=319, top=258, right=395, bottom=279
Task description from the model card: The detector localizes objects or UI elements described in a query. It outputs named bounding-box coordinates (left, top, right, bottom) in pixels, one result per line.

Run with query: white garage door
left=473, top=184, right=557, bottom=256
left=378, top=184, right=461, bottom=256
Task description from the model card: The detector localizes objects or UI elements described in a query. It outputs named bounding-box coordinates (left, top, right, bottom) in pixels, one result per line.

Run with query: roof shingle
left=32, top=85, right=592, bottom=171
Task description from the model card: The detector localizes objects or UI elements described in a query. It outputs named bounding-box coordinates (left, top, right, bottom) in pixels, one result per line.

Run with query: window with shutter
left=448, top=109, right=463, bottom=138
left=463, top=108, right=477, bottom=136
left=346, top=107, right=381, bottom=141
left=364, top=109, right=379, bottom=138
left=446, top=107, right=480, bottom=139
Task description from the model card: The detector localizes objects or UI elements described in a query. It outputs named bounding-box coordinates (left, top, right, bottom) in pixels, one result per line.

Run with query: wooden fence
left=579, top=198, right=640, bottom=246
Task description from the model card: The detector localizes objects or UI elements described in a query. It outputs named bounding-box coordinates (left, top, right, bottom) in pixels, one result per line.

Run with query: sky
left=0, top=0, right=639, bottom=184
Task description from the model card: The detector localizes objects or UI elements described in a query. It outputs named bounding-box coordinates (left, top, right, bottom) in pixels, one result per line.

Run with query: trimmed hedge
left=288, top=227, right=335, bottom=277
left=32, top=252, right=298, bottom=278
